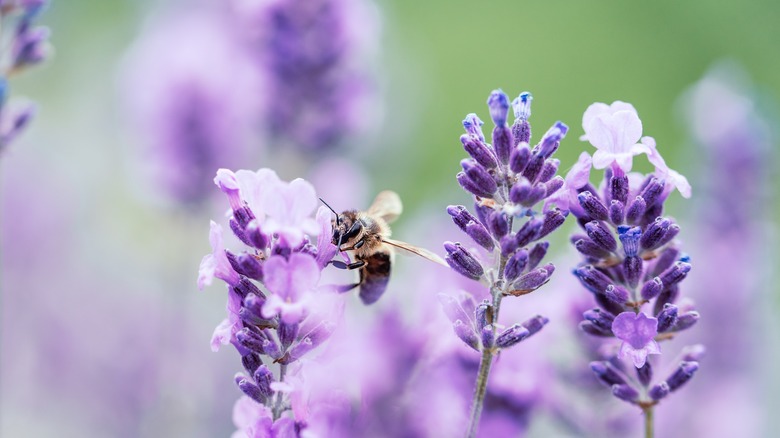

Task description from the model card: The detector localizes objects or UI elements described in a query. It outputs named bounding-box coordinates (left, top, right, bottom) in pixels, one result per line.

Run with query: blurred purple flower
left=199, top=221, right=241, bottom=290
left=262, top=254, right=321, bottom=324
left=231, top=0, right=379, bottom=151
left=121, top=7, right=259, bottom=205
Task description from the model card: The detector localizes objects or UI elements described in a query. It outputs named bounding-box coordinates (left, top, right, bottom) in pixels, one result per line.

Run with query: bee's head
left=319, top=197, right=358, bottom=248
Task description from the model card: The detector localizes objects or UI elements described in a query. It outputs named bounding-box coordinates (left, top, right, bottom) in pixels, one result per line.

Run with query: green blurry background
left=3, top=0, right=779, bottom=436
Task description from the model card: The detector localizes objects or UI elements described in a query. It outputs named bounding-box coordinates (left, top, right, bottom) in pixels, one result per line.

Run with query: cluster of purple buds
left=565, top=102, right=699, bottom=410
left=198, top=168, right=341, bottom=429
left=0, top=0, right=51, bottom=153
left=442, top=89, right=569, bottom=352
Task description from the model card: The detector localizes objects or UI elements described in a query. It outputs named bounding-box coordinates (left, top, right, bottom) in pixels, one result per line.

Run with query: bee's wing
left=383, top=238, right=448, bottom=267
left=367, top=190, right=403, bottom=224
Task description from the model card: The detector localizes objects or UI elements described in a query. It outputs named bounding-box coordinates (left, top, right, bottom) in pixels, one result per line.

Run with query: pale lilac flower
left=544, top=151, right=593, bottom=214
left=212, top=288, right=244, bottom=352
left=642, top=136, right=692, bottom=198
left=612, top=312, right=660, bottom=368
left=262, top=253, right=321, bottom=324
left=581, top=101, right=651, bottom=172
left=232, top=396, right=296, bottom=438
left=262, top=178, right=319, bottom=246
left=198, top=221, right=240, bottom=289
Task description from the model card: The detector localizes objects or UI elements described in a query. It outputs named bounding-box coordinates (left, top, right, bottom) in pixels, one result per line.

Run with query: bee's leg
left=339, top=237, right=367, bottom=252
left=329, top=260, right=366, bottom=270
left=334, top=283, right=360, bottom=293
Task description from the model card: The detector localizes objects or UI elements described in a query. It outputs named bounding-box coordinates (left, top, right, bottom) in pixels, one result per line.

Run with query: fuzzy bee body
left=327, top=191, right=446, bottom=304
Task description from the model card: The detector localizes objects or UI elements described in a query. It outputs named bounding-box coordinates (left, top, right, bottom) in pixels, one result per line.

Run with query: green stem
left=272, top=364, right=288, bottom=420
left=643, top=405, right=654, bottom=438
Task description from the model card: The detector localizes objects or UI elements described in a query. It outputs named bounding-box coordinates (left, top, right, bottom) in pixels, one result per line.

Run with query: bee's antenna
left=319, top=197, right=340, bottom=226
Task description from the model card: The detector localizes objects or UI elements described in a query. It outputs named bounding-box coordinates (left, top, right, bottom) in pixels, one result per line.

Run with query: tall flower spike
left=571, top=100, right=698, bottom=434
left=441, top=89, right=569, bottom=438
left=199, top=168, right=346, bottom=436
left=0, top=1, right=51, bottom=155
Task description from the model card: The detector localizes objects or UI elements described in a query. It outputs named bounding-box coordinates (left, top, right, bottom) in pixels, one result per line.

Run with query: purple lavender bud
left=578, top=192, right=610, bottom=221
left=237, top=378, right=266, bottom=404
left=618, top=226, right=642, bottom=257
left=642, top=203, right=664, bottom=227
left=236, top=328, right=267, bottom=354
left=524, top=183, right=547, bottom=206
left=447, top=205, right=479, bottom=231
left=465, top=221, right=495, bottom=251
left=486, top=211, right=509, bottom=238
left=657, top=303, right=679, bottom=332
left=261, top=336, right=282, bottom=359
left=481, top=325, right=495, bottom=349
left=625, top=196, right=647, bottom=224
left=623, top=256, right=642, bottom=288
left=473, top=201, right=492, bottom=228
left=656, top=223, right=680, bottom=248
left=636, top=362, right=653, bottom=387
left=512, top=92, right=532, bottom=121
left=475, top=300, right=493, bottom=330
left=653, top=284, right=680, bottom=315
left=236, top=253, right=264, bottom=281
left=574, top=238, right=611, bottom=259
left=492, top=126, right=513, bottom=165
left=238, top=307, right=276, bottom=328
left=509, top=264, right=554, bottom=295
left=460, top=134, right=498, bottom=169
left=444, top=241, right=484, bottom=280
left=285, top=321, right=335, bottom=363
left=438, top=293, right=472, bottom=325
left=652, top=247, right=680, bottom=277
left=537, top=121, right=568, bottom=159
left=583, top=308, right=615, bottom=332
left=639, top=178, right=665, bottom=207
left=509, top=143, right=532, bottom=173
left=544, top=176, right=565, bottom=198
left=243, top=293, right=266, bottom=316
left=604, top=284, right=629, bottom=305
left=233, top=277, right=264, bottom=300
left=462, top=113, right=485, bottom=141
left=649, top=382, right=670, bottom=401
left=521, top=154, right=545, bottom=184
left=241, top=353, right=262, bottom=375
left=457, top=171, right=494, bottom=199
left=591, top=361, right=627, bottom=386
left=495, top=323, right=531, bottom=348
left=681, top=344, right=706, bottom=361
left=659, top=262, right=691, bottom=289
left=244, top=221, right=268, bottom=250
left=509, top=179, right=532, bottom=204
left=612, top=384, right=639, bottom=403
left=487, top=89, right=510, bottom=127
left=609, top=200, right=625, bottom=225
left=673, top=311, right=700, bottom=331
left=462, top=159, right=498, bottom=195
left=585, top=221, right=617, bottom=252
left=538, top=209, right=567, bottom=239
left=504, top=249, right=529, bottom=282
left=527, top=241, right=549, bottom=270
left=574, top=265, right=612, bottom=295
left=278, top=321, right=299, bottom=350
left=458, top=291, right=478, bottom=317
left=13, top=24, right=50, bottom=69
left=666, top=361, right=699, bottom=392
left=580, top=321, right=612, bottom=336
left=230, top=219, right=251, bottom=247
left=253, top=365, right=274, bottom=398
left=515, top=218, right=543, bottom=247
left=500, top=235, right=519, bottom=257
left=640, top=217, right=672, bottom=250
left=538, top=159, right=560, bottom=183
left=641, top=277, right=664, bottom=301
left=522, top=314, right=549, bottom=335
left=453, top=320, right=479, bottom=351
left=610, top=174, right=629, bottom=204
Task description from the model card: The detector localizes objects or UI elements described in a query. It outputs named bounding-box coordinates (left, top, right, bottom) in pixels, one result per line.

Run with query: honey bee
left=322, top=190, right=447, bottom=304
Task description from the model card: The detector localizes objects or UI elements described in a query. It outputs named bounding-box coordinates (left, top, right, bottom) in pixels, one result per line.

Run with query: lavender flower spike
left=200, top=168, right=347, bottom=437
left=570, top=100, right=698, bottom=435
left=441, top=89, right=570, bottom=438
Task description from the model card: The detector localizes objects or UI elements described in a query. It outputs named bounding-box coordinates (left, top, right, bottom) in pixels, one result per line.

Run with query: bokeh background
left=2, top=0, right=779, bottom=436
